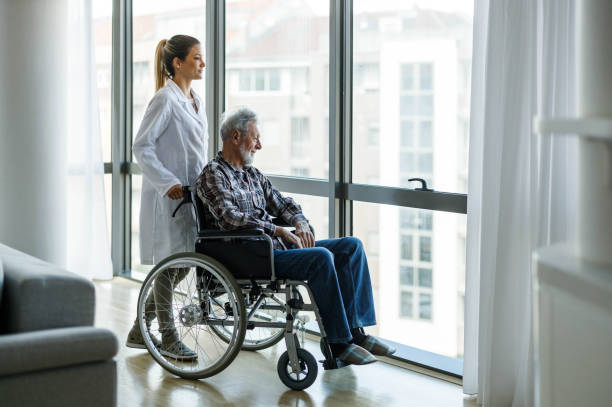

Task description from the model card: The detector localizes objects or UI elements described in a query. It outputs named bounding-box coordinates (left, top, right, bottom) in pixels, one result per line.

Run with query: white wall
left=0, top=0, right=69, bottom=265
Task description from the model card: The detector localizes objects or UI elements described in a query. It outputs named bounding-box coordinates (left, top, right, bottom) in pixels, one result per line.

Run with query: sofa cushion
left=0, top=327, right=118, bottom=377
left=0, top=243, right=95, bottom=334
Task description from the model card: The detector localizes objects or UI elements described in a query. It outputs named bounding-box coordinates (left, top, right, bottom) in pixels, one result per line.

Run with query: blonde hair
left=154, top=35, right=200, bottom=92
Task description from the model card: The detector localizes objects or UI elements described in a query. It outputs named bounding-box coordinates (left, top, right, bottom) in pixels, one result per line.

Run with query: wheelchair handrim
left=137, top=253, right=246, bottom=379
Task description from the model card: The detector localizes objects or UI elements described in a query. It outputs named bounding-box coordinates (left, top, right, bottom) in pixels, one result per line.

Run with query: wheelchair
left=135, top=186, right=342, bottom=390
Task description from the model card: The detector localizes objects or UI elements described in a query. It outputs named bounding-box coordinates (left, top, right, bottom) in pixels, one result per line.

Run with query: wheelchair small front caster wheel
left=277, top=348, right=318, bottom=390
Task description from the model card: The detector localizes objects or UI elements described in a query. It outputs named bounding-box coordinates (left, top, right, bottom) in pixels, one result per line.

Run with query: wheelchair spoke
left=136, top=255, right=246, bottom=379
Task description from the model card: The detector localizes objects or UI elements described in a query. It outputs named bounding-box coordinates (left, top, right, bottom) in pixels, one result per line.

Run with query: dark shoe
left=354, top=335, right=396, bottom=357
left=126, top=323, right=161, bottom=349
left=160, top=339, right=198, bottom=361
left=336, top=344, right=377, bottom=366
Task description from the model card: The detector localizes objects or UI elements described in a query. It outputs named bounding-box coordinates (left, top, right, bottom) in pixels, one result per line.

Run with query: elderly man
left=196, top=108, right=395, bottom=365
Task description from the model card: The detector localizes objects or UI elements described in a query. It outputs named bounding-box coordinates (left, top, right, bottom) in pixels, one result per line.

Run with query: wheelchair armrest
left=271, top=218, right=291, bottom=227
left=197, top=228, right=265, bottom=238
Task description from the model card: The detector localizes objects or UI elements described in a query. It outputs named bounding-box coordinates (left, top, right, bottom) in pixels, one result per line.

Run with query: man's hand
left=274, top=227, right=303, bottom=249
left=294, top=221, right=315, bottom=248
left=167, top=184, right=184, bottom=200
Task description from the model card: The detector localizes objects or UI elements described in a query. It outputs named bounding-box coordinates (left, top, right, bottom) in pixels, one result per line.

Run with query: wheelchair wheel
left=209, top=293, right=286, bottom=351
left=277, top=348, right=318, bottom=390
left=136, top=252, right=246, bottom=380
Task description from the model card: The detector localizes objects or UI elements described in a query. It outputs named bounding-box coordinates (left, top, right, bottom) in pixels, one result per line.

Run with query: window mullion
left=329, top=0, right=353, bottom=238
left=206, top=0, right=225, bottom=160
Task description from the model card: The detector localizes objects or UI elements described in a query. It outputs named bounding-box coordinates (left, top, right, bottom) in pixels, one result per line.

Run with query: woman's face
left=175, top=44, right=205, bottom=80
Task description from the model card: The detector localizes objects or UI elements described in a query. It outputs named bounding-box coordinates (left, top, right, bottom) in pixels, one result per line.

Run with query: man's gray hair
left=219, top=108, right=258, bottom=142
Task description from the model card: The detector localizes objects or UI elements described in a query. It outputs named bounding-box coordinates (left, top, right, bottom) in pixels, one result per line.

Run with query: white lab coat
left=133, top=79, right=208, bottom=265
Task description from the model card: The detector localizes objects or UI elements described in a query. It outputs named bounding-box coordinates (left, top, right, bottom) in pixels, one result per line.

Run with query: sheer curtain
left=464, top=0, right=576, bottom=405
left=66, top=0, right=113, bottom=280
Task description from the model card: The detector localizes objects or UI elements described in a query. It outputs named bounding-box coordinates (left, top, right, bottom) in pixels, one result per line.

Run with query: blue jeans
left=274, top=237, right=376, bottom=343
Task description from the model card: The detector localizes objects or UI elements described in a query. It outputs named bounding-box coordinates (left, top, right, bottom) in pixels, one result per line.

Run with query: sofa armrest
left=0, top=244, right=95, bottom=333
left=0, top=327, right=118, bottom=377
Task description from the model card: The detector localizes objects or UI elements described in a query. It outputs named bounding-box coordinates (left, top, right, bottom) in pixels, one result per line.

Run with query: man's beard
left=239, top=144, right=255, bottom=166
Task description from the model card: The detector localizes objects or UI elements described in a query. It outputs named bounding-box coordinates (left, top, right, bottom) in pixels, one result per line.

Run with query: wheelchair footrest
left=319, top=357, right=348, bottom=370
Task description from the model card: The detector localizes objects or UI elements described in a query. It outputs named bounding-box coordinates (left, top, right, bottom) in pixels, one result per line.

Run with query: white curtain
left=66, top=0, right=113, bottom=280
left=464, top=0, right=577, bottom=405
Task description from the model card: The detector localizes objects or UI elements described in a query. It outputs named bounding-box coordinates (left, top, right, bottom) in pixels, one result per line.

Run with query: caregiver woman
left=126, top=35, right=207, bottom=360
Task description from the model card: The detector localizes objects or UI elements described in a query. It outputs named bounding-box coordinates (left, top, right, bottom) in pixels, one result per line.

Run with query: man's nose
left=256, top=140, right=262, bottom=149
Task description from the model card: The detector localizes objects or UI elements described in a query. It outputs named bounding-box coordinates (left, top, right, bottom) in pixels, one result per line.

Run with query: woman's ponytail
left=154, top=35, right=200, bottom=92
left=155, top=39, right=168, bottom=92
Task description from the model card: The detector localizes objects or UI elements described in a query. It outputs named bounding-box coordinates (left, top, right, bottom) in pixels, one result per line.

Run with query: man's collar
left=217, top=151, right=248, bottom=174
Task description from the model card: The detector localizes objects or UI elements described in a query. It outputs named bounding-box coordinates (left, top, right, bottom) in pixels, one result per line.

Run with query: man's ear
left=231, top=129, right=241, bottom=144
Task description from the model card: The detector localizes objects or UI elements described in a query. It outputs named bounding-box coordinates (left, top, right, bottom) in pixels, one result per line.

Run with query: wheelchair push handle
left=172, top=185, right=194, bottom=218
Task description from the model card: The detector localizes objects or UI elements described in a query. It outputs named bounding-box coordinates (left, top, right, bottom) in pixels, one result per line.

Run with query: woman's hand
left=167, top=184, right=184, bottom=200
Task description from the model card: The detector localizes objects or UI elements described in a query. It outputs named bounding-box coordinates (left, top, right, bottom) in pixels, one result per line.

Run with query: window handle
left=408, top=178, right=433, bottom=192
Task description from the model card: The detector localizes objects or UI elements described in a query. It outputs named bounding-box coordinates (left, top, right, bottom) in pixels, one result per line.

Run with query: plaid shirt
left=196, top=152, right=308, bottom=250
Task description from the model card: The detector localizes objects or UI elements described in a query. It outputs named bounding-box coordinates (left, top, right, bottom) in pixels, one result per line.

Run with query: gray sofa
left=0, top=243, right=118, bottom=407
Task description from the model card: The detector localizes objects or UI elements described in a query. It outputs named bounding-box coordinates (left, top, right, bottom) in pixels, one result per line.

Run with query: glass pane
left=93, top=1, right=112, bottom=162
left=278, top=192, right=329, bottom=241
left=132, top=1, right=206, bottom=156
left=353, top=1, right=473, bottom=193
left=353, top=201, right=467, bottom=359
left=400, top=235, right=412, bottom=260
left=226, top=1, right=329, bottom=179
left=419, top=63, right=433, bottom=90
left=418, top=268, right=432, bottom=288
left=104, top=174, right=112, bottom=243
left=400, top=291, right=413, bottom=317
left=255, top=69, right=265, bottom=91
left=419, top=120, right=433, bottom=147
left=399, top=266, right=414, bottom=286
left=401, top=120, right=414, bottom=147
left=131, top=174, right=153, bottom=275
left=269, top=69, right=281, bottom=91
left=419, top=236, right=432, bottom=262
left=419, top=293, right=432, bottom=320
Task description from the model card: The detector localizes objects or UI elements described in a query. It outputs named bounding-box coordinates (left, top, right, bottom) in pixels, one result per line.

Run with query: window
left=400, top=266, right=414, bottom=285
left=226, top=2, right=329, bottom=179
left=255, top=69, right=265, bottom=91
left=291, top=67, right=309, bottom=94
left=419, top=293, right=432, bottom=320
left=419, top=120, right=433, bottom=147
left=238, top=69, right=282, bottom=92
left=400, top=291, right=413, bottom=318
left=419, top=236, right=432, bottom=262
left=269, top=69, right=280, bottom=91
left=368, top=125, right=380, bottom=146
left=290, top=167, right=310, bottom=177
left=400, top=235, right=413, bottom=260
left=239, top=70, right=251, bottom=91
left=93, top=2, right=113, bottom=241
left=418, top=268, right=433, bottom=288
left=131, top=0, right=206, bottom=271
left=355, top=63, right=380, bottom=91
left=291, top=117, right=309, bottom=157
